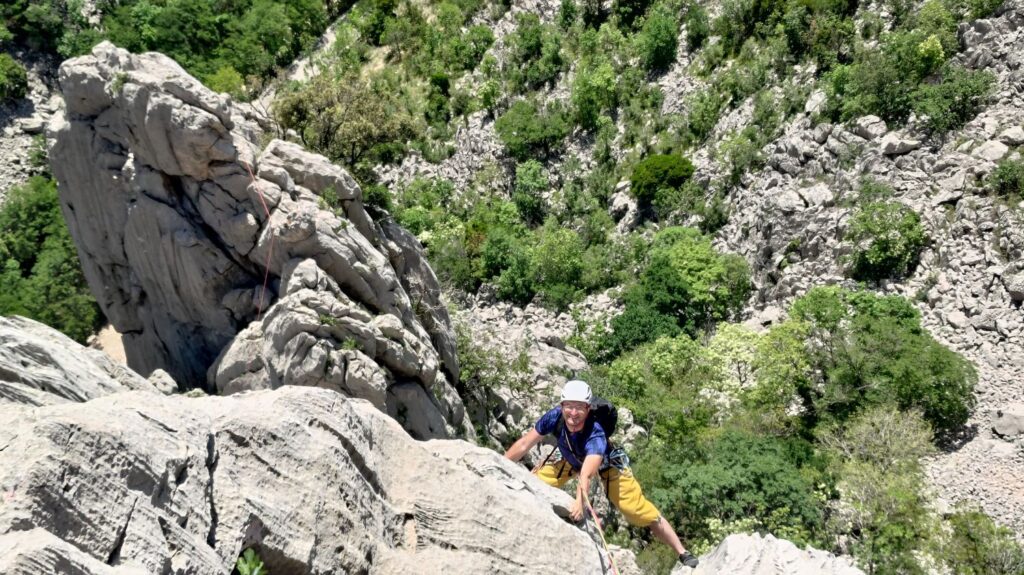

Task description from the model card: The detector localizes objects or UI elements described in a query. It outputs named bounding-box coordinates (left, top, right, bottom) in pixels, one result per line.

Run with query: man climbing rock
left=504, top=379, right=700, bottom=569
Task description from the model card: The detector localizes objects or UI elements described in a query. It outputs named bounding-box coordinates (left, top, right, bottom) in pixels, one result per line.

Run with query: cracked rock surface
left=0, top=383, right=613, bottom=574
left=48, top=42, right=464, bottom=438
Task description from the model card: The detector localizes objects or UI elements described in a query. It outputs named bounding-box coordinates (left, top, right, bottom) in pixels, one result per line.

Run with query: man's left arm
left=570, top=454, right=604, bottom=521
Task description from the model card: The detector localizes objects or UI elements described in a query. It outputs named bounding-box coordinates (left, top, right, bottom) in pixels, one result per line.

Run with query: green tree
left=512, top=160, right=548, bottom=225
left=845, top=201, right=927, bottom=281
left=789, top=287, right=976, bottom=436
left=943, top=503, right=1024, bottom=575
left=494, top=100, right=571, bottom=160
left=0, top=177, right=101, bottom=343
left=274, top=74, right=421, bottom=167
left=637, top=4, right=679, bottom=71
left=0, top=53, right=28, bottom=103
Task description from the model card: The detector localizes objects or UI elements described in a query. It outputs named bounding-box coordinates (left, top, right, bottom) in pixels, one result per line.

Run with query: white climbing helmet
left=560, top=379, right=593, bottom=404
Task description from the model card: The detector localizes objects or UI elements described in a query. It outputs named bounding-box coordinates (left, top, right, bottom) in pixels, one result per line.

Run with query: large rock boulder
left=0, top=316, right=167, bottom=406
left=0, top=385, right=619, bottom=574
left=682, top=533, right=865, bottom=575
left=48, top=42, right=463, bottom=437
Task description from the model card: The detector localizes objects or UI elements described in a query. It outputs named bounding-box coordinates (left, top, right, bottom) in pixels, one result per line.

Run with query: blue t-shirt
left=535, top=406, right=609, bottom=470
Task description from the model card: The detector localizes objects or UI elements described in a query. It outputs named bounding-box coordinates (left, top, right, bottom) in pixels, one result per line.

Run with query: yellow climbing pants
left=535, top=460, right=662, bottom=527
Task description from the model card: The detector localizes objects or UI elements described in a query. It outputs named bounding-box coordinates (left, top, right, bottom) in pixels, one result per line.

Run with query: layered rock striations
left=48, top=42, right=465, bottom=437
left=0, top=381, right=613, bottom=573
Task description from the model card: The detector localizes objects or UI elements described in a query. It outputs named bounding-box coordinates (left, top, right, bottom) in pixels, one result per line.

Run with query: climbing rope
left=241, top=161, right=274, bottom=320
left=582, top=488, right=621, bottom=575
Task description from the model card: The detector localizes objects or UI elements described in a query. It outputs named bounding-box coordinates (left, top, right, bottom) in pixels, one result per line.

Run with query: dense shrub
left=600, top=228, right=750, bottom=358
left=943, top=503, right=1024, bottom=575
left=684, top=4, right=710, bottom=50
left=845, top=201, right=927, bottom=281
left=0, top=53, right=28, bottom=103
left=494, top=100, right=571, bottom=160
left=505, top=13, right=564, bottom=92
left=0, top=177, right=101, bottom=342
left=629, top=154, right=695, bottom=206
left=788, top=286, right=976, bottom=436
left=821, top=407, right=938, bottom=574
left=512, top=160, right=549, bottom=225
left=571, top=60, right=617, bottom=129
left=274, top=74, right=421, bottom=167
left=637, top=4, right=679, bottom=71
left=528, top=223, right=584, bottom=309
left=912, top=66, right=994, bottom=135
left=986, top=157, right=1024, bottom=201
left=647, top=430, right=828, bottom=550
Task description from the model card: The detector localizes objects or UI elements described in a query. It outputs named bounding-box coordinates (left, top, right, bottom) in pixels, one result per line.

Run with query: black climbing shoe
left=679, top=551, right=699, bottom=568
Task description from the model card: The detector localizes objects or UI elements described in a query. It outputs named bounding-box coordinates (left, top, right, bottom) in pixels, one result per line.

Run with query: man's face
left=561, top=400, right=590, bottom=431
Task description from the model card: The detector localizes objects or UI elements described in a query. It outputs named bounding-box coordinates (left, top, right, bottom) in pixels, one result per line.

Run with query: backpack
left=589, top=396, right=618, bottom=438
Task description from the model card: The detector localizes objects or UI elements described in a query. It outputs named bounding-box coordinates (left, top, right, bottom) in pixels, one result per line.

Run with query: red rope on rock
left=242, top=160, right=274, bottom=320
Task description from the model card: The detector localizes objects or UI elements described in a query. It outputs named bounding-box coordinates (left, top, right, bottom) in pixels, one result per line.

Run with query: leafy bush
left=571, top=60, right=617, bottom=129
left=512, top=160, right=548, bottom=225
left=274, top=74, right=421, bottom=167
left=912, top=66, right=994, bottom=136
left=506, top=13, right=564, bottom=91
left=0, top=53, right=28, bottom=103
left=601, top=228, right=750, bottom=358
left=528, top=223, right=584, bottom=309
left=494, top=100, right=571, bottom=160
left=629, top=154, right=695, bottom=206
left=943, top=503, right=1024, bottom=575
left=845, top=201, right=927, bottom=281
left=647, top=430, right=828, bottom=550
left=236, top=548, right=267, bottom=575
left=684, top=4, right=710, bottom=50
left=637, top=4, right=679, bottom=71
left=0, top=177, right=101, bottom=343
left=789, top=286, right=976, bottom=436
left=821, top=407, right=937, bottom=574
left=986, top=157, right=1024, bottom=201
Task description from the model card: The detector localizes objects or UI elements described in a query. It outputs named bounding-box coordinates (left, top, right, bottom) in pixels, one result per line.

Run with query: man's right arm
left=504, top=428, right=544, bottom=462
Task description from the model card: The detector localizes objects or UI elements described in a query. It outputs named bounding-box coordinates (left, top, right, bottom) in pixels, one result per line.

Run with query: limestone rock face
left=48, top=42, right=462, bottom=436
left=0, top=316, right=164, bottom=406
left=0, top=385, right=616, bottom=574
left=679, top=533, right=865, bottom=575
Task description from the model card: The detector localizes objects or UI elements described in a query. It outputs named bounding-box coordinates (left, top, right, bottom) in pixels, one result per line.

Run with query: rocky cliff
left=0, top=317, right=869, bottom=574
left=47, top=42, right=466, bottom=438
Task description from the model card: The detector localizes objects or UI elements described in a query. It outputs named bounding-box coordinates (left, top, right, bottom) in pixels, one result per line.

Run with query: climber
left=504, top=379, right=700, bottom=569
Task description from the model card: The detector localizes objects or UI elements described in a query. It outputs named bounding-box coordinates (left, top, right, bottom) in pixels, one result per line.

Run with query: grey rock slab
left=879, top=132, right=921, bottom=156
left=0, top=529, right=147, bottom=575
left=993, top=404, right=1024, bottom=438
left=999, top=125, right=1024, bottom=145
left=1005, top=273, right=1024, bottom=301
left=684, top=533, right=864, bottom=575
left=973, top=140, right=1010, bottom=162
left=0, top=316, right=159, bottom=405
left=0, top=387, right=615, bottom=574
left=853, top=115, right=888, bottom=140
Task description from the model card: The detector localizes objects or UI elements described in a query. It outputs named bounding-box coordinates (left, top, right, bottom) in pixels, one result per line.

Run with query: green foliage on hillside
left=845, top=200, right=927, bottom=281
left=987, top=157, right=1024, bottom=202
left=598, top=227, right=751, bottom=358
left=0, top=53, right=27, bottom=103
left=0, top=176, right=101, bottom=343
left=629, top=154, right=695, bottom=209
